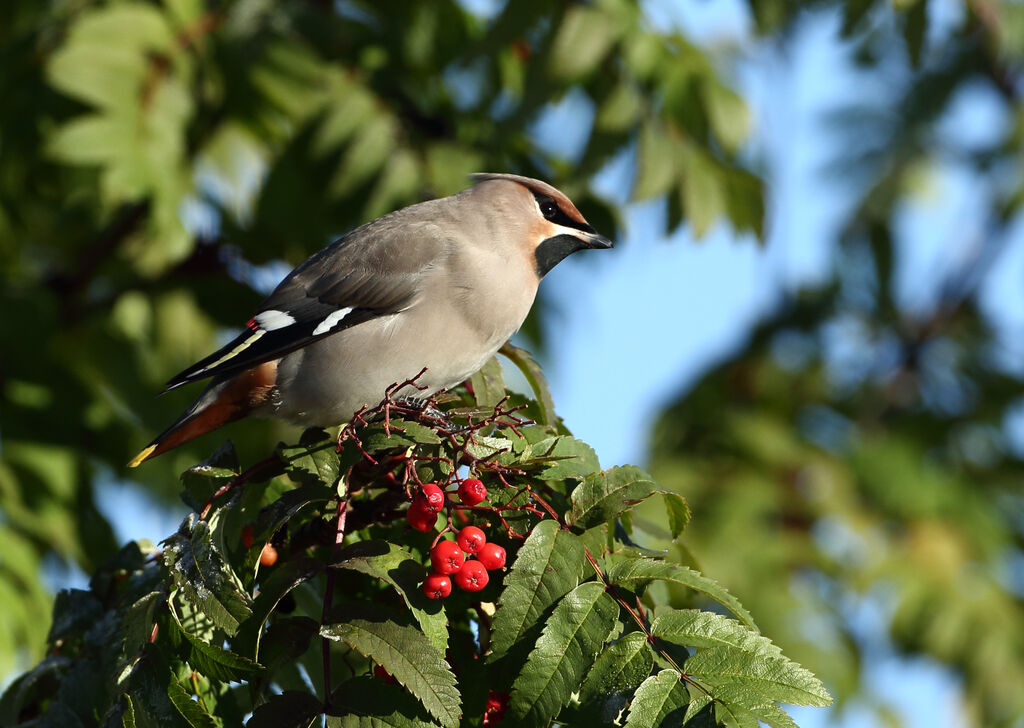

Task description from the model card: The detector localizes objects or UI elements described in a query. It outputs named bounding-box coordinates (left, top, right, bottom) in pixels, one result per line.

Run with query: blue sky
left=534, top=2, right=1017, bottom=726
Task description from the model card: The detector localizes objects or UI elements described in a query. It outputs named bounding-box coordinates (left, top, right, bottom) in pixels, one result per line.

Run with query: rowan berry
left=454, top=560, right=488, bottom=592
left=417, top=483, right=445, bottom=513
left=422, top=572, right=452, bottom=599
left=430, top=540, right=465, bottom=575
left=457, top=526, right=486, bottom=554
left=458, top=478, right=487, bottom=505
left=478, top=542, right=506, bottom=570
left=407, top=502, right=438, bottom=532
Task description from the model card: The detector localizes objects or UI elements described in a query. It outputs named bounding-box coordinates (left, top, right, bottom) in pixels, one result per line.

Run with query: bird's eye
left=541, top=200, right=558, bottom=219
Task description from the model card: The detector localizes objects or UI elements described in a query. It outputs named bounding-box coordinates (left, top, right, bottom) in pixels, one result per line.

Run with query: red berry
left=477, top=542, right=506, bottom=570
left=407, top=502, right=438, bottom=532
left=373, top=665, right=396, bottom=683
left=483, top=690, right=510, bottom=726
left=458, top=478, right=487, bottom=506
left=422, top=572, right=452, bottom=599
left=430, top=540, right=465, bottom=575
left=454, top=560, right=489, bottom=592
left=457, top=526, right=486, bottom=554
left=259, top=543, right=278, bottom=567
left=241, top=524, right=255, bottom=549
left=417, top=483, right=445, bottom=513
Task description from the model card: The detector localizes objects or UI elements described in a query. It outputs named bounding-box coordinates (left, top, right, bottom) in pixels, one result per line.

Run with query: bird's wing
left=164, top=221, right=448, bottom=391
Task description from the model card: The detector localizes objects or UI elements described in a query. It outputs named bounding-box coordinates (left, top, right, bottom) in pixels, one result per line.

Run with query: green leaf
left=468, top=356, right=506, bottom=410
left=327, top=676, right=440, bottom=727
left=488, top=520, right=587, bottom=661
left=522, top=436, right=600, bottom=481
left=634, top=120, right=676, bottom=201
left=748, top=701, right=799, bottom=728
left=321, top=609, right=460, bottom=728
left=684, top=647, right=832, bottom=708
left=163, top=515, right=252, bottom=636
left=127, top=652, right=213, bottom=728
left=508, top=581, right=619, bottom=725
left=579, top=631, right=654, bottom=705
left=567, top=466, right=657, bottom=530
left=180, top=441, right=239, bottom=508
left=548, top=6, right=620, bottom=81
left=169, top=599, right=263, bottom=682
left=680, top=145, right=725, bottom=239
left=235, top=557, right=320, bottom=658
left=499, top=344, right=557, bottom=426
left=0, top=657, right=70, bottom=726
left=623, top=669, right=690, bottom=728
left=662, top=492, right=691, bottom=539
left=651, top=610, right=782, bottom=656
left=607, top=558, right=756, bottom=629
left=332, top=540, right=447, bottom=651
left=703, top=81, right=750, bottom=154
left=247, top=691, right=322, bottom=728
left=277, top=428, right=341, bottom=487
left=47, top=589, right=104, bottom=644
left=122, top=591, right=164, bottom=658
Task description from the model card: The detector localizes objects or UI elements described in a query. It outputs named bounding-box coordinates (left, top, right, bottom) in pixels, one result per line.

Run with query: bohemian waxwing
left=128, top=173, right=612, bottom=467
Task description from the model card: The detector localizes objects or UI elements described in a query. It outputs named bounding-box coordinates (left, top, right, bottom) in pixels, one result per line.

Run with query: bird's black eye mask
left=531, top=191, right=593, bottom=233
left=531, top=192, right=601, bottom=277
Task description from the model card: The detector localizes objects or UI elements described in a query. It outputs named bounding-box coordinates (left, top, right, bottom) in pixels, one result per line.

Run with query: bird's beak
left=581, top=231, right=613, bottom=249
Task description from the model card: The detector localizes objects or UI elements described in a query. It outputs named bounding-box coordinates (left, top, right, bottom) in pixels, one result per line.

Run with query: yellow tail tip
left=128, top=444, right=157, bottom=468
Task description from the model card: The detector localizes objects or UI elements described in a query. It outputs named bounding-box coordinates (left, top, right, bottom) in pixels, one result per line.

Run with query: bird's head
left=468, top=173, right=614, bottom=277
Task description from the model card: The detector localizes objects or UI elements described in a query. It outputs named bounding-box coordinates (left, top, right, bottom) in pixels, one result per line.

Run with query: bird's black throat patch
left=535, top=234, right=587, bottom=277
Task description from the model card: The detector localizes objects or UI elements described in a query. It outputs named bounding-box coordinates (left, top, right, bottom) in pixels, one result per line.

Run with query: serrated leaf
left=332, top=540, right=447, bottom=651
left=608, top=558, right=755, bottom=629
left=0, top=657, right=71, bottom=726
left=128, top=652, right=212, bottom=728
left=164, top=515, right=252, bottom=636
left=749, top=701, right=799, bottom=728
left=523, top=436, right=600, bottom=481
left=508, top=581, right=618, bottom=725
left=567, top=466, right=657, bottom=530
left=122, top=592, right=164, bottom=658
left=47, top=589, right=104, bottom=644
left=682, top=696, right=717, bottom=727
left=277, top=429, right=341, bottom=487
left=579, top=631, right=654, bottom=705
left=662, top=492, right=691, bottom=539
left=468, top=356, right=506, bottom=409
left=623, top=669, right=690, bottom=728
left=244, top=484, right=333, bottom=578
left=360, top=420, right=441, bottom=453
left=463, top=435, right=513, bottom=460
left=685, top=648, right=831, bottom=708
left=235, top=557, right=320, bottom=658
left=327, top=676, right=440, bottom=727
left=180, top=441, right=239, bottom=506
left=651, top=610, right=782, bottom=657
left=169, top=599, right=263, bottom=681
left=321, top=609, right=460, bottom=728
left=500, top=343, right=556, bottom=426
left=488, top=520, right=587, bottom=661
left=247, top=691, right=322, bottom=728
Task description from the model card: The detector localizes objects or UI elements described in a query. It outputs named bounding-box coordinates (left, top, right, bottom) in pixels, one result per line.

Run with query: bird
left=128, top=173, right=613, bottom=467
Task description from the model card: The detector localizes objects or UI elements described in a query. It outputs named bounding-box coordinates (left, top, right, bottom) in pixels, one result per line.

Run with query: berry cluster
left=406, top=478, right=507, bottom=599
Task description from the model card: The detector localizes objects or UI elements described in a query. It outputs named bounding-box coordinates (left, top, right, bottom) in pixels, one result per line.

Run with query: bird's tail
left=128, top=362, right=278, bottom=467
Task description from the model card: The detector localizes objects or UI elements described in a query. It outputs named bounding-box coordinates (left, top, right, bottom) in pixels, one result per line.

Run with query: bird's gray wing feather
left=164, top=220, right=448, bottom=391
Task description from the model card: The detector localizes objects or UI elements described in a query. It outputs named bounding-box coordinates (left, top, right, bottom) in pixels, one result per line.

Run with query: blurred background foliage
left=1, top=0, right=1023, bottom=725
